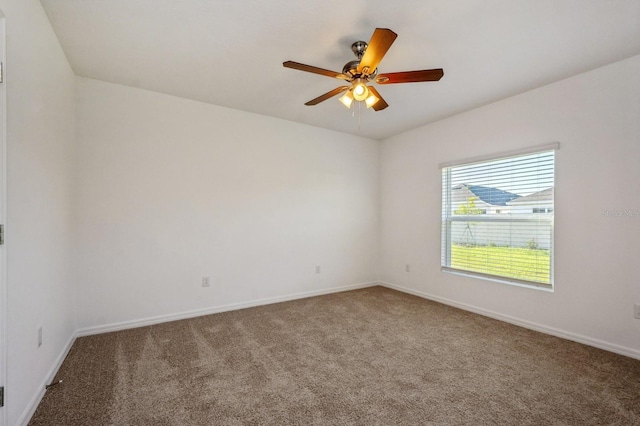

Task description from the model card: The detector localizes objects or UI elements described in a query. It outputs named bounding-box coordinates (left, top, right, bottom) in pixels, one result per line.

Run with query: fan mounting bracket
left=351, top=41, right=368, bottom=59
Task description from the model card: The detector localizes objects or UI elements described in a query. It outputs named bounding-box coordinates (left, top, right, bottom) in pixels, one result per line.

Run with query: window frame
left=440, top=143, right=558, bottom=290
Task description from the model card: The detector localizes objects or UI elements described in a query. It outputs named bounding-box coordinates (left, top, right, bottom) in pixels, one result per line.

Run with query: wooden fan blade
left=283, top=61, right=350, bottom=80
left=357, top=28, right=397, bottom=75
left=305, top=86, right=350, bottom=106
left=367, top=86, right=388, bottom=111
left=376, top=69, right=444, bottom=84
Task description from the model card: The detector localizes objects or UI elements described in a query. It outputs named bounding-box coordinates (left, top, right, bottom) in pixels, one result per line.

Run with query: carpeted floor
left=29, top=286, right=640, bottom=425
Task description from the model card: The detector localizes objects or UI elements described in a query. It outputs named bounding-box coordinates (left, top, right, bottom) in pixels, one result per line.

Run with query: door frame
left=0, top=9, right=7, bottom=426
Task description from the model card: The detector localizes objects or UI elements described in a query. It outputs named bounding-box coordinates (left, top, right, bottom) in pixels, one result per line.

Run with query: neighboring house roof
left=453, top=184, right=520, bottom=206
left=507, top=187, right=554, bottom=205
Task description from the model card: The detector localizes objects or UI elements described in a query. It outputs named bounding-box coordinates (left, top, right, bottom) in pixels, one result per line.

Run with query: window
left=441, top=144, right=557, bottom=289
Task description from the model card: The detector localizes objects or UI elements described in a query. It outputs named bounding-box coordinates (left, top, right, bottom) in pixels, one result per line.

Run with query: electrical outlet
left=405, top=264, right=410, bottom=273
left=202, top=276, right=211, bottom=287
left=38, top=326, right=43, bottom=347
left=315, top=265, right=321, bottom=274
left=635, top=303, right=640, bottom=319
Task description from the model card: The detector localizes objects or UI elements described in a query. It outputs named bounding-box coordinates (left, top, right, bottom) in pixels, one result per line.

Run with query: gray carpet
left=30, top=286, right=640, bottom=425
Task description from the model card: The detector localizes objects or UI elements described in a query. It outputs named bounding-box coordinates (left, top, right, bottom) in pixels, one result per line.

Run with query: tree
left=454, top=196, right=483, bottom=215
left=454, top=196, right=483, bottom=246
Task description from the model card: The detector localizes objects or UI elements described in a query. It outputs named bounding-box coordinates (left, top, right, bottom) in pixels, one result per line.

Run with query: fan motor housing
left=343, top=41, right=378, bottom=80
left=342, top=60, right=360, bottom=77
left=342, top=61, right=378, bottom=79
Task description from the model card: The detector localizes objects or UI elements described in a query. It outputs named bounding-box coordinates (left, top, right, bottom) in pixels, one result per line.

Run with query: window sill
left=441, top=267, right=554, bottom=292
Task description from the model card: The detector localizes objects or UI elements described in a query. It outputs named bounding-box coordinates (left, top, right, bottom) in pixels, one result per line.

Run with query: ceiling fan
left=283, top=28, right=444, bottom=111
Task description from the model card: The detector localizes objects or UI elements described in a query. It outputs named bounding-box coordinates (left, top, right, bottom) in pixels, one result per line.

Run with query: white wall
left=0, top=0, right=77, bottom=424
left=380, top=55, right=640, bottom=358
left=74, top=78, right=379, bottom=331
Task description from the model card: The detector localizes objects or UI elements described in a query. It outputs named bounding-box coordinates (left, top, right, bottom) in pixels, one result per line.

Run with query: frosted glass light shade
left=339, top=90, right=354, bottom=108
left=365, top=93, right=379, bottom=108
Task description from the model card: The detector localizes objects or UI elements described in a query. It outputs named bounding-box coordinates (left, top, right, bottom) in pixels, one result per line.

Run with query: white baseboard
left=77, top=281, right=378, bottom=337
left=18, top=331, right=77, bottom=426
left=379, top=281, right=640, bottom=361
left=22, top=282, right=377, bottom=425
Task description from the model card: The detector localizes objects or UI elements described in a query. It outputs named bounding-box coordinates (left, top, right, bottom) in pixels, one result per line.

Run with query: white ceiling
left=40, top=0, right=640, bottom=140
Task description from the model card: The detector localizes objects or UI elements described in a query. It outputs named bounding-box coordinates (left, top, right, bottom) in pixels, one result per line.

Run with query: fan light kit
left=283, top=28, right=444, bottom=111
left=338, top=79, right=380, bottom=109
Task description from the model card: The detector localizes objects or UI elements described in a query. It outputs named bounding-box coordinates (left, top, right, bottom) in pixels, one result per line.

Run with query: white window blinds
left=441, top=145, right=556, bottom=288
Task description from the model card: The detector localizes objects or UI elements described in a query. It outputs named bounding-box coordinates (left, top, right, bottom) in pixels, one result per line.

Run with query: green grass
left=451, top=244, right=551, bottom=284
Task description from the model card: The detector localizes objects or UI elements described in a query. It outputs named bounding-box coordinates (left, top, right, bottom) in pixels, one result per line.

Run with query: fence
left=449, top=215, right=552, bottom=250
